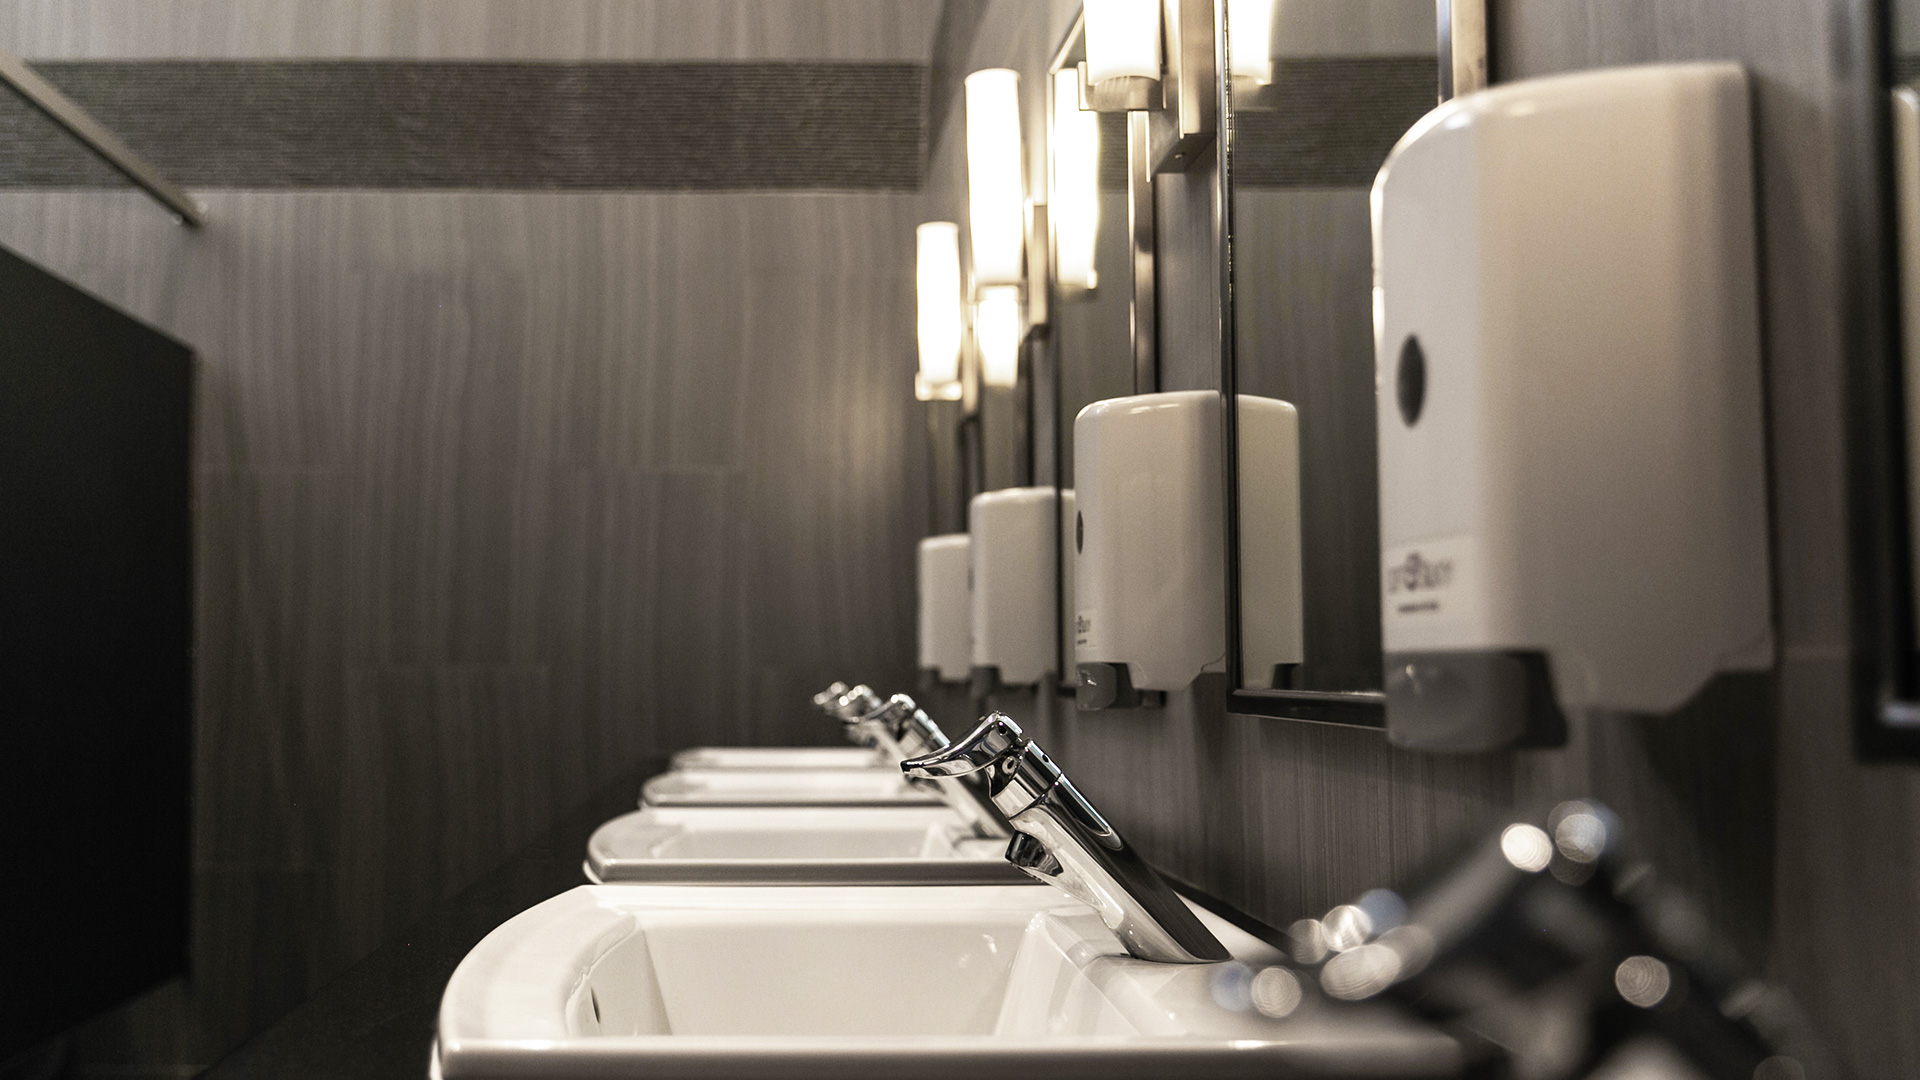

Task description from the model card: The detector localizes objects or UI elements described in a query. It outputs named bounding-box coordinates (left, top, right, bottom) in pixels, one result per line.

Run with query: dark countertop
left=199, top=758, right=664, bottom=1080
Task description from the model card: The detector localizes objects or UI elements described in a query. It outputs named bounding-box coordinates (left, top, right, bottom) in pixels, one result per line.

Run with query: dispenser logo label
left=1074, top=611, right=1094, bottom=648
left=1383, top=535, right=1480, bottom=634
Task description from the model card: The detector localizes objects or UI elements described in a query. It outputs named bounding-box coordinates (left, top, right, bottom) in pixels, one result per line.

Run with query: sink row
left=431, top=685, right=1464, bottom=1079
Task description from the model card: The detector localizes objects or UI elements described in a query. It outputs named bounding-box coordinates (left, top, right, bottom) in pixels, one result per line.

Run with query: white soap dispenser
left=970, top=487, right=1074, bottom=688
left=1372, top=62, right=1773, bottom=751
left=1073, top=391, right=1302, bottom=706
left=917, top=534, right=970, bottom=683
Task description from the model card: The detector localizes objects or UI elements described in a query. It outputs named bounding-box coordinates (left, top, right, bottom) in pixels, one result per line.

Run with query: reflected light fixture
left=1051, top=68, right=1100, bottom=292
left=915, top=221, right=965, bottom=400
left=1084, top=0, right=1163, bottom=84
left=966, top=69, right=1027, bottom=288
left=1227, top=0, right=1278, bottom=86
left=976, top=286, right=1023, bottom=389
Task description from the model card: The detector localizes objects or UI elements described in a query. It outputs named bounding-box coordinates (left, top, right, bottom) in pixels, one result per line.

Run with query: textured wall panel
left=1231, top=57, right=1437, bottom=187
left=0, top=61, right=928, bottom=189
left=0, top=188, right=925, bottom=1072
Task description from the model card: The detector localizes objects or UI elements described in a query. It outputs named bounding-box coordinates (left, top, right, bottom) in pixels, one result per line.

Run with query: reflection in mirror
left=1225, top=3, right=1437, bottom=703
left=1877, top=0, right=1920, bottom=754
left=1048, top=19, right=1134, bottom=687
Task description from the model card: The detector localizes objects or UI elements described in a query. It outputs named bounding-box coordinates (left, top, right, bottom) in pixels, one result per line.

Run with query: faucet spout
left=902, top=714, right=1230, bottom=964
left=850, top=695, right=1008, bottom=837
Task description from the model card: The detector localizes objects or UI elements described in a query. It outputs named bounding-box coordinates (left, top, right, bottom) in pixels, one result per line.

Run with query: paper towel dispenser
left=1074, top=391, right=1301, bottom=707
left=1372, top=63, right=1772, bottom=751
left=917, top=534, right=970, bottom=684
left=970, top=487, right=1074, bottom=688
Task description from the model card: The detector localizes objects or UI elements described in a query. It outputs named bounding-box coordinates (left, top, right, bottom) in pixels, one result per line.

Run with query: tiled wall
left=0, top=1, right=941, bottom=1073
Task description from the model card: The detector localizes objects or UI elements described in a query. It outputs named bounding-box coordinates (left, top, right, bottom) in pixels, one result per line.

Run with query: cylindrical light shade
left=1227, top=0, right=1278, bottom=85
left=1084, top=0, right=1163, bottom=84
left=965, top=69, right=1026, bottom=288
left=1051, top=69, right=1100, bottom=292
left=976, top=287, right=1023, bottom=389
left=916, top=221, right=964, bottom=399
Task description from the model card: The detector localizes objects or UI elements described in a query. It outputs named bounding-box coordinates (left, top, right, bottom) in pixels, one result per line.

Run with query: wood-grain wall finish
left=0, top=3, right=945, bottom=1074
left=0, top=187, right=925, bottom=1075
left=938, top=1, right=1920, bottom=1076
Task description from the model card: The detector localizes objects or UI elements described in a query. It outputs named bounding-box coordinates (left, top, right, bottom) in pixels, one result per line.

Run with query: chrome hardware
left=847, top=694, right=1008, bottom=838
left=810, top=682, right=851, bottom=711
left=902, top=714, right=1230, bottom=964
left=813, top=683, right=887, bottom=748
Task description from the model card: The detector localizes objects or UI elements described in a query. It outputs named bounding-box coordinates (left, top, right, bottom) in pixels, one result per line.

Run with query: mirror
left=1222, top=3, right=1439, bottom=718
left=1047, top=18, right=1135, bottom=688
left=1860, top=0, right=1920, bottom=756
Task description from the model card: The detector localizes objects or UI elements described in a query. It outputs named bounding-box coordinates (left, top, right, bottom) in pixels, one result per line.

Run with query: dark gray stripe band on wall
left=1232, top=56, right=1437, bottom=187
left=0, top=60, right=927, bottom=190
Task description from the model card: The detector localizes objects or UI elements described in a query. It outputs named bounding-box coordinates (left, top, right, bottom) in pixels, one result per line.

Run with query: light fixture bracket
left=1146, top=0, right=1216, bottom=174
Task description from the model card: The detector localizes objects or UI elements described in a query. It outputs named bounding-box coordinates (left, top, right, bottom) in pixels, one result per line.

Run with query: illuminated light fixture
left=965, top=69, right=1027, bottom=288
left=975, top=286, right=1023, bottom=389
left=915, top=221, right=965, bottom=400
left=1051, top=68, right=1100, bottom=292
left=1227, top=0, right=1278, bottom=86
left=1084, top=0, right=1163, bottom=84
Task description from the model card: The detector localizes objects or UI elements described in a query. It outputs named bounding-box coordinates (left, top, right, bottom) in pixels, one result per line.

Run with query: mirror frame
left=1215, top=0, right=1387, bottom=728
left=1858, top=69, right=1920, bottom=758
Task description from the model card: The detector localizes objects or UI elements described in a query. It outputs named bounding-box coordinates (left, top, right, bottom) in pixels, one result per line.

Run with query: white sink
left=584, top=806, right=1026, bottom=885
left=435, top=885, right=1461, bottom=1079
left=668, top=746, right=886, bottom=771
left=640, top=767, right=944, bottom=808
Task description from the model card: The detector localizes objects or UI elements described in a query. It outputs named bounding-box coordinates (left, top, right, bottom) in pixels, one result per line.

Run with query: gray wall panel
left=0, top=186, right=923, bottom=1073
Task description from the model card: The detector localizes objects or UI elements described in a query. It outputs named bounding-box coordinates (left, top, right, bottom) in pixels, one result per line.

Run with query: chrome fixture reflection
left=900, top=713, right=1229, bottom=964
left=1282, top=800, right=1817, bottom=1080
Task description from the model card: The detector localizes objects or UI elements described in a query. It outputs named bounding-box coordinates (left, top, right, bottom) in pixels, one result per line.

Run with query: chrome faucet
left=812, top=683, right=886, bottom=747
left=901, top=714, right=1230, bottom=964
left=845, top=694, right=1009, bottom=838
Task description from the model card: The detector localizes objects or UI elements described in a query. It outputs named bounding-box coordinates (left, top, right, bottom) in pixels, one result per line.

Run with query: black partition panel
left=0, top=244, right=192, bottom=1060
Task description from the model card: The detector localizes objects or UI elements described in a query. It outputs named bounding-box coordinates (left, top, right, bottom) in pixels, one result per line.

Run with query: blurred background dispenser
left=1372, top=63, right=1773, bottom=753
left=916, top=534, right=970, bottom=685
left=969, top=488, right=1074, bottom=690
left=1073, top=391, right=1302, bottom=708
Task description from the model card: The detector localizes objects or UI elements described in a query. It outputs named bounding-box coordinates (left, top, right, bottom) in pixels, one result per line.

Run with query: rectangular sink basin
left=668, top=746, right=886, bottom=771
left=640, top=767, right=944, bottom=808
left=435, top=885, right=1462, bottom=1079
left=584, top=806, right=1028, bottom=885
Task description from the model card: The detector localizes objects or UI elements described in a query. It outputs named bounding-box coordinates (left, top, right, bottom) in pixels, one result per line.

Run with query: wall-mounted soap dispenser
left=970, top=487, right=1074, bottom=688
left=1074, top=391, right=1301, bottom=707
left=1372, top=63, right=1773, bottom=752
left=917, top=534, right=970, bottom=684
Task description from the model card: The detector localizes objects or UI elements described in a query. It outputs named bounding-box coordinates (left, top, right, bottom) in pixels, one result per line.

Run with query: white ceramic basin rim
left=640, top=767, right=944, bottom=808
left=437, top=886, right=1462, bottom=1079
left=583, top=807, right=1024, bottom=885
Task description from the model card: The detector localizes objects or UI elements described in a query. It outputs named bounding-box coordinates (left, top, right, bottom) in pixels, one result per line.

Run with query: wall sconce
left=916, top=221, right=965, bottom=401
left=1080, top=0, right=1212, bottom=173
left=1083, top=0, right=1162, bottom=111
left=1051, top=68, right=1100, bottom=293
left=1226, top=0, right=1276, bottom=87
left=975, top=286, right=1023, bottom=389
left=965, top=69, right=1027, bottom=290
